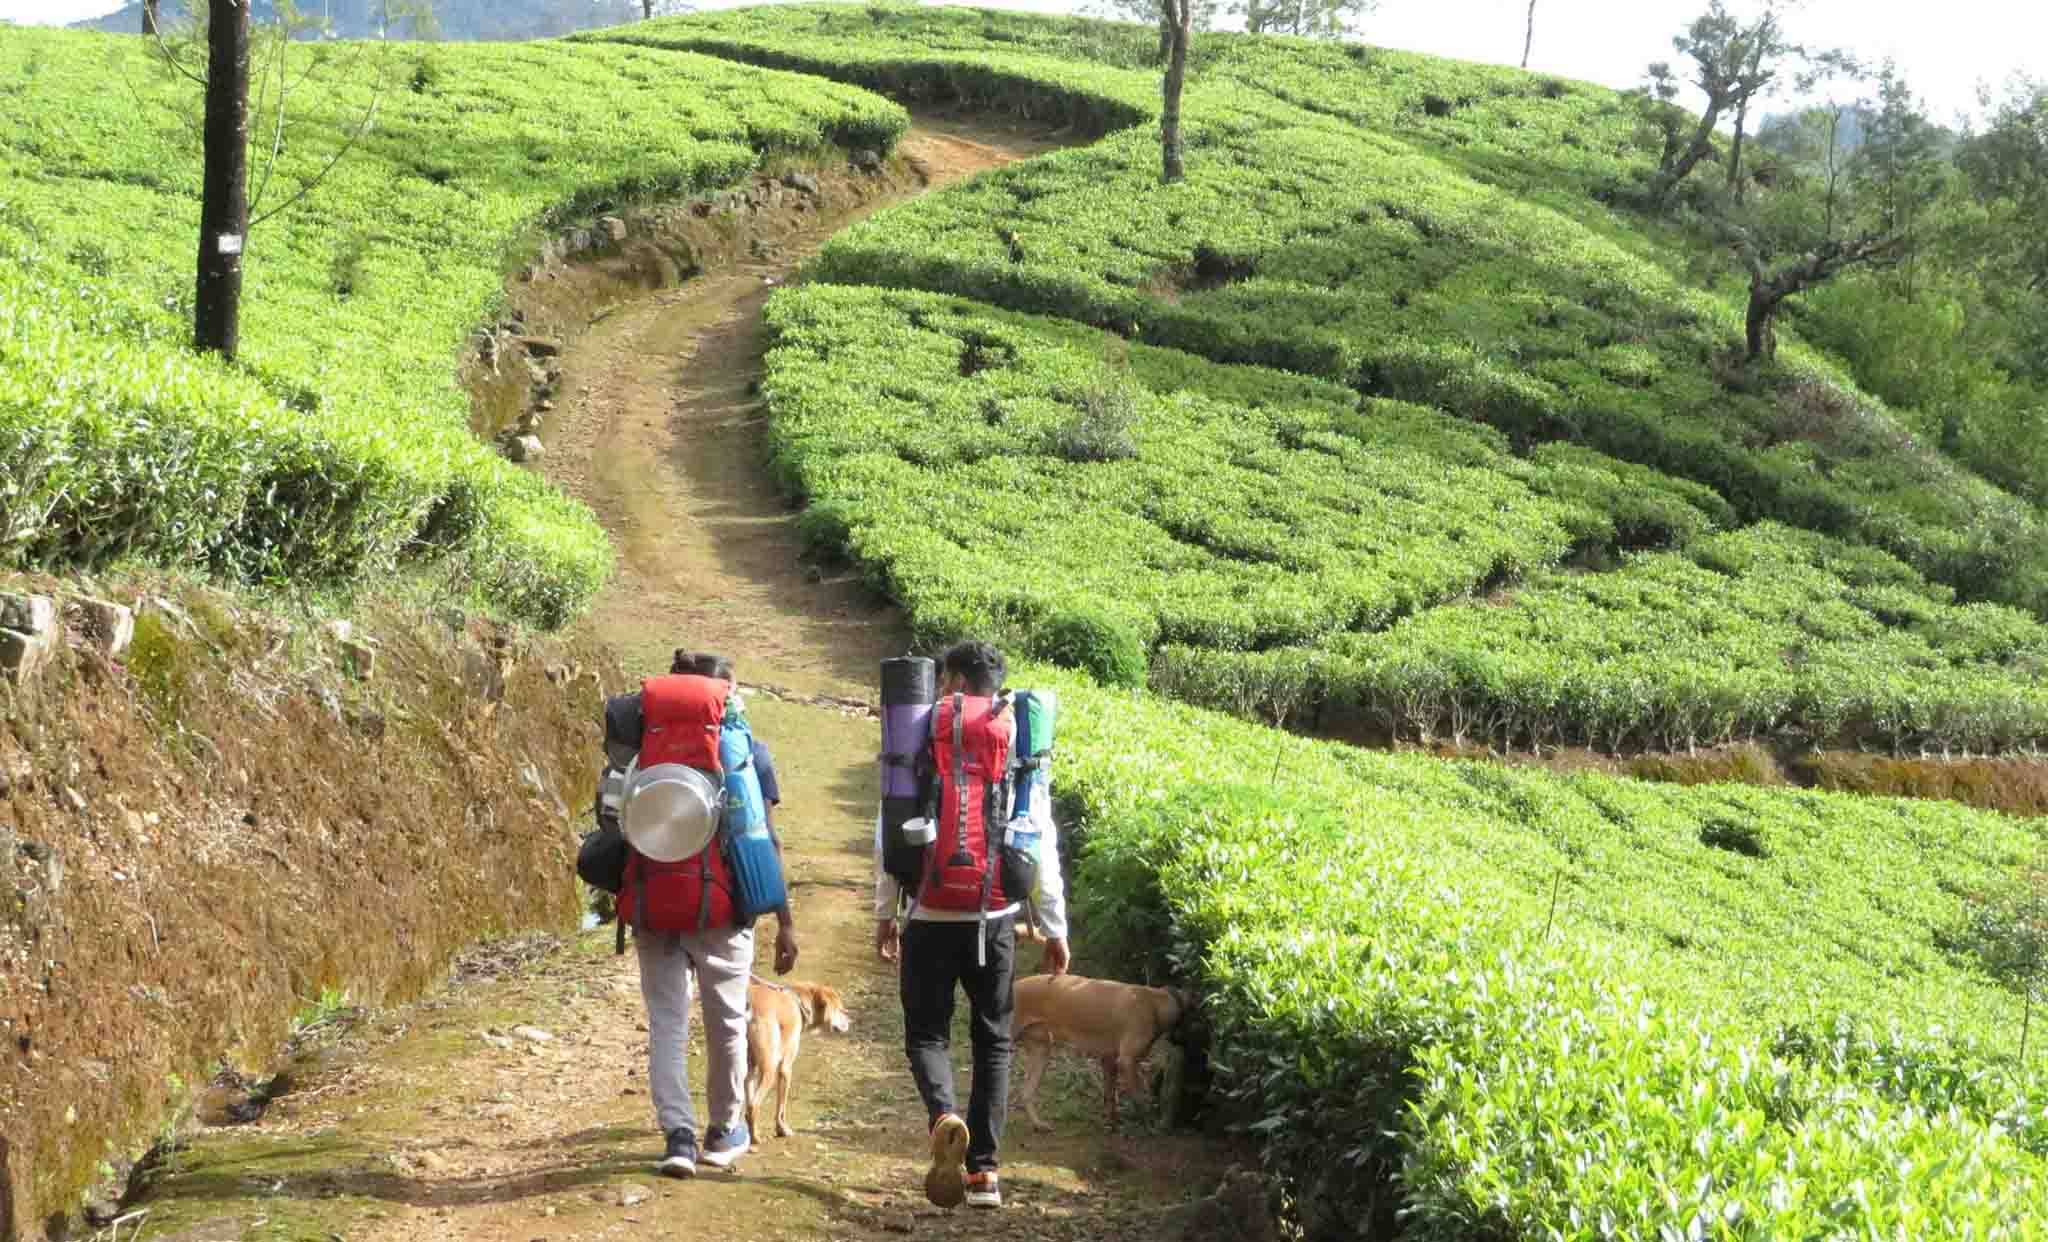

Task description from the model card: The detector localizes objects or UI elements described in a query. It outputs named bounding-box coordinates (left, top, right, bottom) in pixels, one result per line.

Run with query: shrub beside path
left=123, top=120, right=1246, bottom=1242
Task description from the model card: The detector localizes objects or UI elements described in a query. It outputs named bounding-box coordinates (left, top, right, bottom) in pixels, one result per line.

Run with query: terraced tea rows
left=0, top=31, right=905, bottom=621
left=590, top=4, right=2048, bottom=760
left=1032, top=659, right=2048, bottom=1237
left=596, top=5, right=2048, bottom=622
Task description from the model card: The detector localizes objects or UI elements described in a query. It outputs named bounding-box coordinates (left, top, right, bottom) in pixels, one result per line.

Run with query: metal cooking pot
left=620, top=762, right=724, bottom=862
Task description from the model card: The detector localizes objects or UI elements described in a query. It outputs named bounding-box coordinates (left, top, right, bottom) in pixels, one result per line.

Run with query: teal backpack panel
left=717, top=699, right=785, bottom=920
left=1009, top=689, right=1056, bottom=820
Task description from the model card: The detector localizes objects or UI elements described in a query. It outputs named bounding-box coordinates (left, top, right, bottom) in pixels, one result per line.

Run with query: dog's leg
left=743, top=1040, right=760, bottom=1141
left=745, top=1028, right=776, bottom=1148
left=1015, top=1029, right=1054, bottom=1131
left=775, top=1027, right=801, bottom=1138
left=1099, top=1054, right=1122, bottom=1128
left=1115, top=1034, right=1152, bottom=1120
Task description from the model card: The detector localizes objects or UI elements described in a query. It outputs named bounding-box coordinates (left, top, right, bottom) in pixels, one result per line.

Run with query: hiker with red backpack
left=599, top=650, right=795, bottom=1178
left=874, top=640, right=1070, bottom=1211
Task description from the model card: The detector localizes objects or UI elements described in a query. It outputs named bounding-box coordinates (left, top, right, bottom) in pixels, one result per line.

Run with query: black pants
left=900, top=914, right=1015, bottom=1174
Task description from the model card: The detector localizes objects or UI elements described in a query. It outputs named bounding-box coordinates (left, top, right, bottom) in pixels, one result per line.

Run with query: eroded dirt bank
left=0, top=577, right=611, bottom=1241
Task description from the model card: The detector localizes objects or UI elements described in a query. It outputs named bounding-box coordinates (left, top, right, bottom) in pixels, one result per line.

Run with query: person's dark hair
left=940, top=640, right=1006, bottom=695
left=668, top=649, right=734, bottom=680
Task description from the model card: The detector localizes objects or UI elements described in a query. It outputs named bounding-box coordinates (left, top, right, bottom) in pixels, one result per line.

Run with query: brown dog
left=745, top=976, right=851, bottom=1145
left=1012, top=973, right=1193, bottom=1130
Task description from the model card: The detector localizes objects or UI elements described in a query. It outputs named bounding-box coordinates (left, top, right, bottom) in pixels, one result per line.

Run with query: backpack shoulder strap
left=951, top=693, right=967, bottom=848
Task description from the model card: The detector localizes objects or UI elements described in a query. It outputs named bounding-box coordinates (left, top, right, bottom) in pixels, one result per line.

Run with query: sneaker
left=657, top=1127, right=697, bottom=1178
left=965, top=1171, right=1001, bottom=1209
left=699, top=1122, right=750, bottom=1170
left=924, top=1113, right=969, bottom=1209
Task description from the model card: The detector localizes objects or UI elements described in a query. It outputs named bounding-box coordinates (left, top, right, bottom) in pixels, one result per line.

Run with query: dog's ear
left=806, top=987, right=832, bottom=1028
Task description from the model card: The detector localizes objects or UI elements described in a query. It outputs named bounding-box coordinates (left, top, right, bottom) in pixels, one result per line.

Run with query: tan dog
left=1012, top=973, right=1193, bottom=1129
left=745, top=976, right=851, bottom=1144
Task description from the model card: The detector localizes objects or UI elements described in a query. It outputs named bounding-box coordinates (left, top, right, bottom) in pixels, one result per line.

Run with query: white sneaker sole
left=699, top=1148, right=744, bottom=1170
left=658, top=1157, right=696, bottom=1178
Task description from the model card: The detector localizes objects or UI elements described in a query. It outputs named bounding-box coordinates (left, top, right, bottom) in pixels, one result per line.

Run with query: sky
left=2, top=0, right=2037, bottom=124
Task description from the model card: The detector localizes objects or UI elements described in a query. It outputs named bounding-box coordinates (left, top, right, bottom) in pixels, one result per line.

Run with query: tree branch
left=251, top=91, right=380, bottom=231
left=248, top=25, right=291, bottom=219
left=150, top=24, right=209, bottom=89
left=1756, top=231, right=1908, bottom=300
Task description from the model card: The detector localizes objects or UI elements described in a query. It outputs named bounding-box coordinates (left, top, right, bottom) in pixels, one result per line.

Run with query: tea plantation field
left=0, top=29, right=905, bottom=623
left=577, top=10, right=2048, bottom=1232
left=592, top=5, right=2048, bottom=759
left=1026, top=657, right=2048, bottom=1237
left=14, top=7, right=2048, bottom=1234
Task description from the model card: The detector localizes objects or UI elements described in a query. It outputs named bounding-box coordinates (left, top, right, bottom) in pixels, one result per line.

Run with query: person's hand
left=1042, top=936, right=1071, bottom=976
left=876, top=918, right=900, bottom=963
left=774, top=924, right=800, bottom=975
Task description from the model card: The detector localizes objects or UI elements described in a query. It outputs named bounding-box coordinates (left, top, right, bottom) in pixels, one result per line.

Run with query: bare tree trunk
left=195, top=0, right=250, bottom=360
left=143, top=0, right=159, bottom=37
left=1157, top=9, right=1172, bottom=64
left=643, top=0, right=653, bottom=19
left=1823, top=107, right=1841, bottom=239
left=1728, top=100, right=1749, bottom=201
left=1160, top=0, right=1190, bottom=184
left=1745, top=281, right=1779, bottom=361
left=1654, top=102, right=1723, bottom=202
left=1520, top=0, right=1535, bottom=70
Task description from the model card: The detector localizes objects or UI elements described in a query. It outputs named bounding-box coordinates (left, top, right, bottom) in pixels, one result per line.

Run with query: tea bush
left=1324, top=523, right=2048, bottom=754
left=0, top=29, right=906, bottom=623
left=1028, top=603, right=1146, bottom=688
left=760, top=283, right=1691, bottom=655
left=1016, top=659, right=2048, bottom=1237
left=763, top=284, right=2048, bottom=757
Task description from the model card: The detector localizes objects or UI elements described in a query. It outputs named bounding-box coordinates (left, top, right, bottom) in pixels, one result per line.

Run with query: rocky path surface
left=126, top=119, right=1244, bottom=1242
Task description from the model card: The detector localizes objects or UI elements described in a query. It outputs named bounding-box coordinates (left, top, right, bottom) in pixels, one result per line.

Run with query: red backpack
left=620, top=674, right=738, bottom=934
left=918, top=693, right=1017, bottom=913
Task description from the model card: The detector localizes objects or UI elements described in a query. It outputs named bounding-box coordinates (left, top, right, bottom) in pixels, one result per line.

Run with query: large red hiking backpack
left=620, top=674, right=738, bottom=934
left=918, top=693, right=1017, bottom=913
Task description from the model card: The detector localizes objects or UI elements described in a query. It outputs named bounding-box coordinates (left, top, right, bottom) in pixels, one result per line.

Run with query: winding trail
left=129, top=120, right=1236, bottom=1242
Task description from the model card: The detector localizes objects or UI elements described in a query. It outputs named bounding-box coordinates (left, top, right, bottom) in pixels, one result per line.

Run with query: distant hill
left=1756, top=104, right=1871, bottom=155
left=1756, top=104, right=1960, bottom=160
left=72, top=0, right=650, bottom=41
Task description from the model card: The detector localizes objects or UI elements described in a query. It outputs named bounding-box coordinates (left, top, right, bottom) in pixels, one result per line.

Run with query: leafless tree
left=194, top=0, right=250, bottom=358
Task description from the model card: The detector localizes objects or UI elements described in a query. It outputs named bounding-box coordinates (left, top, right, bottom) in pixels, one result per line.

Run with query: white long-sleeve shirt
left=872, top=798, right=1069, bottom=940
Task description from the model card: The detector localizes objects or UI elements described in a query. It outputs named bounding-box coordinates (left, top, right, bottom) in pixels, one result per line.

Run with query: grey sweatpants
left=634, top=924, right=754, bottom=1138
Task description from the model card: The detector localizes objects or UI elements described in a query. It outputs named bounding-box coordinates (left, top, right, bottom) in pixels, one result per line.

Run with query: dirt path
left=127, top=120, right=1238, bottom=1242
left=544, top=118, right=1043, bottom=698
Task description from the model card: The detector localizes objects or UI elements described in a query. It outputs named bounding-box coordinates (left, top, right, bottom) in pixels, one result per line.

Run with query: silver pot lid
left=621, top=762, right=722, bottom=862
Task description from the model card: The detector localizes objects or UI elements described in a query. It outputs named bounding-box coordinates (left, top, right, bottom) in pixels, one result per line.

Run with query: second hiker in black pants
left=875, top=640, right=1070, bottom=1211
